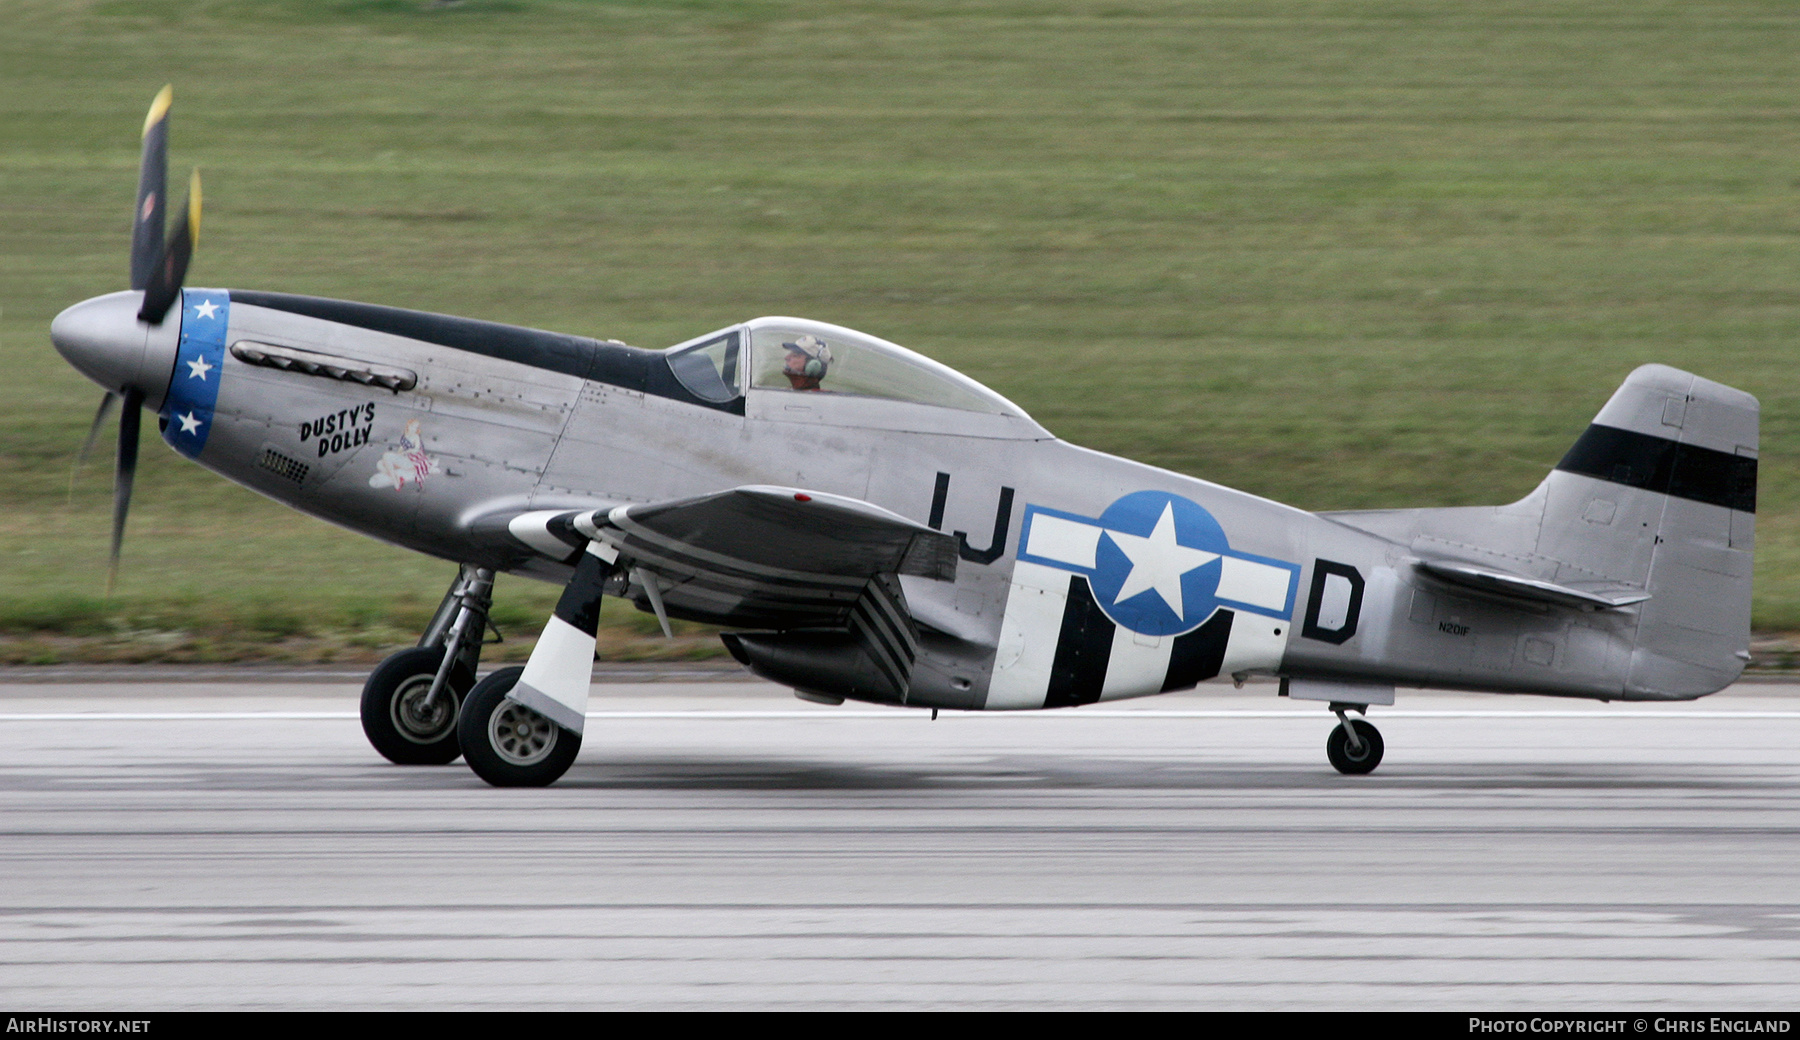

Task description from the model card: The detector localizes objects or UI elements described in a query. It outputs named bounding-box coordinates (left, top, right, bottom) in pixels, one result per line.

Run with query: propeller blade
left=79, top=391, right=118, bottom=467
left=68, top=391, right=119, bottom=500
left=130, top=85, right=172, bottom=293
left=137, top=168, right=200, bottom=324
left=107, top=388, right=143, bottom=594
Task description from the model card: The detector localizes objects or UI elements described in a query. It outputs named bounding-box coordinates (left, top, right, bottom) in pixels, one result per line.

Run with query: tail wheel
left=457, top=666, right=582, bottom=788
left=1326, top=718, right=1385, bottom=775
left=361, top=646, right=475, bottom=765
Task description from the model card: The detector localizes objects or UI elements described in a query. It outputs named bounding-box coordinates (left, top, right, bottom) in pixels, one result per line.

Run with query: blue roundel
left=1087, top=491, right=1229, bottom=636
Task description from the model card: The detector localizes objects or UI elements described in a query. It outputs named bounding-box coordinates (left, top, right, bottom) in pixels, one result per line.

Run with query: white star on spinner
left=1104, top=503, right=1219, bottom=619
left=192, top=300, right=219, bottom=320
left=177, top=411, right=203, bottom=435
left=186, top=356, right=214, bottom=381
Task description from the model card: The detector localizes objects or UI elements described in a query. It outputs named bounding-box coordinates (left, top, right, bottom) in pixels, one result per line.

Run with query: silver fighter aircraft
left=50, top=89, right=1761, bottom=785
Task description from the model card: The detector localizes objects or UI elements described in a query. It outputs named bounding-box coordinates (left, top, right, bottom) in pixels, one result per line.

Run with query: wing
left=593, top=484, right=957, bottom=628
left=501, top=485, right=957, bottom=628
left=500, top=486, right=960, bottom=725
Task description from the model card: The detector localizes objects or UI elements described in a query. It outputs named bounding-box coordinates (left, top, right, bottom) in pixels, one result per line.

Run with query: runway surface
left=1, top=671, right=1797, bottom=1010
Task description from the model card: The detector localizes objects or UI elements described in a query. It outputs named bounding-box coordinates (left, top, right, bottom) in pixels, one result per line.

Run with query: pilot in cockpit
left=781, top=335, right=833, bottom=391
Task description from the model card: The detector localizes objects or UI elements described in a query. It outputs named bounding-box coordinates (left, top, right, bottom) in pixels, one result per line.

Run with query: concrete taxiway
left=0, top=669, right=1796, bottom=1010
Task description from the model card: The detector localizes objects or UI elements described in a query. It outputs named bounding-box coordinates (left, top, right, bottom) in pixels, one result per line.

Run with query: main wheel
left=457, top=666, right=582, bottom=788
left=361, top=646, right=475, bottom=765
left=1326, top=718, right=1385, bottom=775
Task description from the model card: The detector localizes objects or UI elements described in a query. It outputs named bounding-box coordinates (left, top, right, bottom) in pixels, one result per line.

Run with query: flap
left=1414, top=558, right=1649, bottom=611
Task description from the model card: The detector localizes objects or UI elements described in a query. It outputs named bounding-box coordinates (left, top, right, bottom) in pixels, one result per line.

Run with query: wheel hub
left=391, top=675, right=456, bottom=744
left=489, top=701, right=558, bottom=766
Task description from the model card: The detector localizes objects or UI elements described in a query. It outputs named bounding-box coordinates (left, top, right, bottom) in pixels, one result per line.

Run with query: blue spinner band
left=162, top=288, right=229, bottom=458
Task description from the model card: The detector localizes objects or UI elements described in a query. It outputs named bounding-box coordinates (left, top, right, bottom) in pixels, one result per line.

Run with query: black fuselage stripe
left=1046, top=576, right=1114, bottom=708
left=1163, top=610, right=1233, bottom=692
left=1556, top=424, right=1756, bottom=512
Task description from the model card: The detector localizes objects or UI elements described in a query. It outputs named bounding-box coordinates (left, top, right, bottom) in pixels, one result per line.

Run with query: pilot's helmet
left=783, top=334, right=832, bottom=378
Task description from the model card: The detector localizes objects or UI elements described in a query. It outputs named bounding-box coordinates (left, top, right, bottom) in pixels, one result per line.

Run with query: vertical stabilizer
left=1320, top=364, right=1756, bottom=700
left=1541, top=364, right=1757, bottom=697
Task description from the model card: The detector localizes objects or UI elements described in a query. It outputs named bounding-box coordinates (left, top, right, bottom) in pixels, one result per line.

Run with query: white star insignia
left=186, top=356, right=214, bottom=381
left=1105, top=503, right=1219, bottom=619
left=192, top=300, right=219, bottom=320
left=177, top=411, right=203, bottom=435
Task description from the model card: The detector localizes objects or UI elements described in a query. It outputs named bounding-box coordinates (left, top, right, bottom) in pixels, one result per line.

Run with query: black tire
left=360, top=647, right=475, bottom=765
left=1326, top=718, right=1385, bottom=775
left=457, top=666, right=582, bottom=788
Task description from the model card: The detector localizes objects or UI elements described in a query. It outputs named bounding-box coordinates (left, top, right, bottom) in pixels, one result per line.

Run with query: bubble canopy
left=665, top=317, right=1030, bottom=419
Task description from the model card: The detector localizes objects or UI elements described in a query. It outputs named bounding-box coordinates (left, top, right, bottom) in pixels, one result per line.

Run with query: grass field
left=4, top=0, right=1800, bottom=662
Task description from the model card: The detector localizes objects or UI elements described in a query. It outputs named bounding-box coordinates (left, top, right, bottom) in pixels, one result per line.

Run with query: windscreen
left=667, top=331, right=741, bottom=403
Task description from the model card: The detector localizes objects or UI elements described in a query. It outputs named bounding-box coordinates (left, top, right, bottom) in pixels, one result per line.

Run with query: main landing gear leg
left=1325, top=701, right=1384, bottom=775
left=360, top=564, right=496, bottom=765
left=457, top=546, right=610, bottom=788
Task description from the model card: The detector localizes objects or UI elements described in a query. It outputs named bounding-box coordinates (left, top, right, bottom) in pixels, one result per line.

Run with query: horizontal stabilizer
left=1414, top=558, right=1649, bottom=611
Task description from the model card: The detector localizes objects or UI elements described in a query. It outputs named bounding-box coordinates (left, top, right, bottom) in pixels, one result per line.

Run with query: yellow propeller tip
left=143, top=85, right=173, bottom=137
left=188, top=169, right=202, bottom=241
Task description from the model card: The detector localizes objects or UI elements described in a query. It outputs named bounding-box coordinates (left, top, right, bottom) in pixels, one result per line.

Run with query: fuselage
left=52, top=287, right=1730, bottom=710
